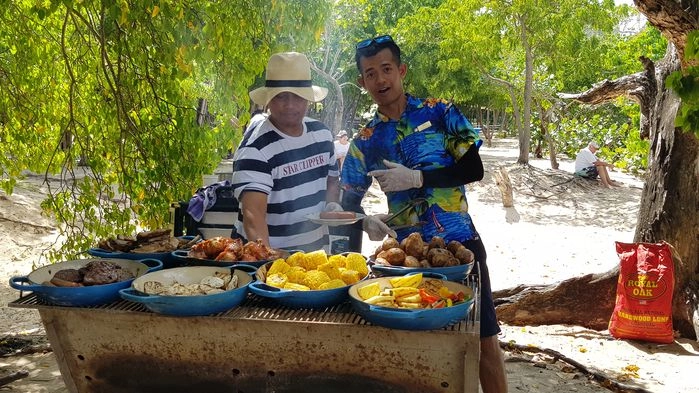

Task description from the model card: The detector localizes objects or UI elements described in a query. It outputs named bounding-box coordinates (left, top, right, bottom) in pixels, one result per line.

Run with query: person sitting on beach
left=574, top=141, right=618, bottom=188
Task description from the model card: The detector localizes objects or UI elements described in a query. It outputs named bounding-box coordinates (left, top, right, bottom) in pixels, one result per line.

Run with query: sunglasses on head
left=355, top=35, right=394, bottom=50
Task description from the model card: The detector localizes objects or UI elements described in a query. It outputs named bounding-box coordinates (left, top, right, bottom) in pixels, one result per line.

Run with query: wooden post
left=493, top=166, right=514, bottom=207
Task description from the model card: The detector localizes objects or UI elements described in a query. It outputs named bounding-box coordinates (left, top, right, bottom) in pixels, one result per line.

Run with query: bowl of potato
left=369, top=232, right=475, bottom=281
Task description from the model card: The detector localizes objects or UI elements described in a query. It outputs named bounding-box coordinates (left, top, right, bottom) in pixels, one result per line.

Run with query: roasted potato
left=403, top=255, right=421, bottom=267
left=384, top=247, right=407, bottom=266
left=403, top=232, right=425, bottom=258
left=454, top=246, right=475, bottom=265
left=446, top=240, right=462, bottom=255
left=382, top=237, right=400, bottom=251
left=421, top=245, right=429, bottom=258
left=374, top=257, right=390, bottom=266
left=428, top=248, right=453, bottom=267
left=428, top=236, right=446, bottom=250
left=443, top=256, right=460, bottom=267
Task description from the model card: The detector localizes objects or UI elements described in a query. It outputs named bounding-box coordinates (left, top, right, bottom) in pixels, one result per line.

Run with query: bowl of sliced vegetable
left=348, top=273, right=474, bottom=330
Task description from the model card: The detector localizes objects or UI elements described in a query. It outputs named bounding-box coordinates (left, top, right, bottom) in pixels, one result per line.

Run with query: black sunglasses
left=355, top=35, right=394, bottom=50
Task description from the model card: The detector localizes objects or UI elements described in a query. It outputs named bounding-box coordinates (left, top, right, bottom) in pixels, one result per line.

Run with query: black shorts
left=463, top=237, right=501, bottom=338
left=578, top=166, right=598, bottom=179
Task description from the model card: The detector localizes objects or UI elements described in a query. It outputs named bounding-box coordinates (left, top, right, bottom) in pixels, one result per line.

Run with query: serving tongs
left=384, top=198, right=428, bottom=230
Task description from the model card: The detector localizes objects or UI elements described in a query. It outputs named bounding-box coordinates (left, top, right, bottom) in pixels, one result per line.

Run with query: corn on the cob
left=267, top=259, right=291, bottom=276
left=283, top=282, right=310, bottom=291
left=266, top=273, right=288, bottom=288
left=286, top=251, right=305, bottom=267
left=345, top=253, right=368, bottom=277
left=303, top=250, right=328, bottom=270
left=318, top=279, right=346, bottom=290
left=318, top=262, right=341, bottom=280
left=286, top=266, right=307, bottom=284
left=340, top=269, right=361, bottom=285
left=302, top=270, right=331, bottom=290
left=328, top=254, right=347, bottom=268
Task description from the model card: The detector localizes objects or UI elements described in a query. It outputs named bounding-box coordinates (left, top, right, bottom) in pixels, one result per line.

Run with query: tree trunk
left=485, top=74, right=522, bottom=142
left=546, top=132, right=558, bottom=170
left=540, top=103, right=559, bottom=170
left=495, top=270, right=617, bottom=330
left=498, top=0, right=699, bottom=339
left=493, top=166, right=514, bottom=208
left=517, top=14, right=533, bottom=165
left=310, top=62, right=343, bottom=133
left=632, top=47, right=699, bottom=340
left=495, top=242, right=697, bottom=340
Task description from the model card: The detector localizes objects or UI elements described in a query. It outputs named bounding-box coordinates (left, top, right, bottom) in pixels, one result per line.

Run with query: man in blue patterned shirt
left=341, top=35, right=507, bottom=393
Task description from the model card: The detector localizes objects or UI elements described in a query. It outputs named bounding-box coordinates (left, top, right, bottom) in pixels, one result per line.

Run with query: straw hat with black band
left=249, top=52, right=328, bottom=106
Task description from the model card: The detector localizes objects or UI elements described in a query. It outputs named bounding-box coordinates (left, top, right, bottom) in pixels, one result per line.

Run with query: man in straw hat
left=230, top=52, right=342, bottom=251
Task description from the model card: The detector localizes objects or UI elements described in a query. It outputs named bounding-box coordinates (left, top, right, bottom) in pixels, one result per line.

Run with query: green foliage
left=0, top=0, right=329, bottom=261
left=554, top=104, right=648, bottom=174
left=609, top=25, right=667, bottom=75
left=666, top=30, right=699, bottom=136
left=332, top=0, right=650, bottom=173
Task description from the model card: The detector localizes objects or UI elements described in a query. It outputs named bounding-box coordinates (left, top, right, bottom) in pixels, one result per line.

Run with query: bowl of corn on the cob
left=249, top=250, right=370, bottom=308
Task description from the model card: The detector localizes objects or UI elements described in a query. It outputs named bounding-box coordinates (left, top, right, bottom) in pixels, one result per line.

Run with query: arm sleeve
left=421, top=143, right=484, bottom=188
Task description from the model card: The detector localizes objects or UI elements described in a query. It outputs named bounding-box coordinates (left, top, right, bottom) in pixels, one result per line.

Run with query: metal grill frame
left=10, top=275, right=481, bottom=393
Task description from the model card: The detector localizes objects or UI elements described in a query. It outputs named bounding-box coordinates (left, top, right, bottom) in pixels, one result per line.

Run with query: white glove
left=368, top=160, right=423, bottom=192
left=323, top=202, right=343, bottom=212
left=362, top=214, right=397, bottom=241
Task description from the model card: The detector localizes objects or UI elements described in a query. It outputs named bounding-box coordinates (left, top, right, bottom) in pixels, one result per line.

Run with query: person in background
left=230, top=52, right=342, bottom=251
left=340, top=35, right=508, bottom=393
left=333, top=129, right=350, bottom=171
left=574, top=141, right=619, bottom=188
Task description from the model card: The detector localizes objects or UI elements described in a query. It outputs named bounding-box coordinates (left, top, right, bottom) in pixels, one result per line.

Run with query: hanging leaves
left=0, top=0, right=329, bottom=261
left=666, top=30, right=699, bottom=136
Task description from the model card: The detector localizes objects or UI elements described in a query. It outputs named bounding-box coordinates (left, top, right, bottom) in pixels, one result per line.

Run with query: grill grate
left=10, top=275, right=479, bottom=332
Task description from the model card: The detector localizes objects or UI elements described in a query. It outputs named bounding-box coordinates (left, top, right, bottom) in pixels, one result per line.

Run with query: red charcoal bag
left=608, top=241, right=674, bottom=344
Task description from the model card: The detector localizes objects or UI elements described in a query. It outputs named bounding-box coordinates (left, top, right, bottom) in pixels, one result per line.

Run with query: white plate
left=307, top=212, right=366, bottom=226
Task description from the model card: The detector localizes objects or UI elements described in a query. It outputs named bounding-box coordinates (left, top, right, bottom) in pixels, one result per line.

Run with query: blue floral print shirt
left=341, top=94, right=482, bottom=243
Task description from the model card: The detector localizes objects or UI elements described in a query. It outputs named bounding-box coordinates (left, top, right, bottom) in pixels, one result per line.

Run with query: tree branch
left=501, top=341, right=653, bottom=393
left=557, top=72, right=645, bottom=104
left=0, top=370, right=29, bottom=387
left=558, top=54, right=657, bottom=139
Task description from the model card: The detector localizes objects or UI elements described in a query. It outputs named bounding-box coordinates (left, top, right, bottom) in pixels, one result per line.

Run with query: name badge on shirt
left=415, top=121, right=431, bottom=132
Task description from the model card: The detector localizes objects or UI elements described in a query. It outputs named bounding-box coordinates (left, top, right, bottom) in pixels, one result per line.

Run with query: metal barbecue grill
left=9, top=276, right=481, bottom=393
